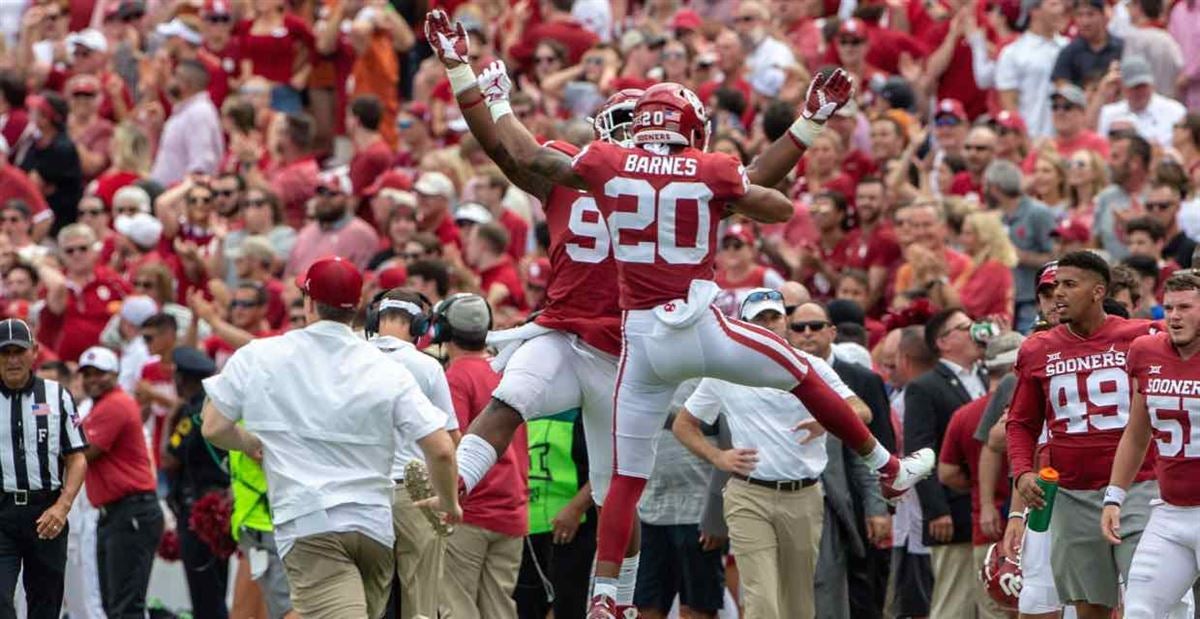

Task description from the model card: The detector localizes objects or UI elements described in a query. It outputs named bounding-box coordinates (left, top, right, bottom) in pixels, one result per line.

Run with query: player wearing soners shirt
left=461, top=51, right=934, bottom=619
left=423, top=11, right=884, bottom=614
left=1104, top=269, right=1200, bottom=618
left=1007, top=251, right=1159, bottom=618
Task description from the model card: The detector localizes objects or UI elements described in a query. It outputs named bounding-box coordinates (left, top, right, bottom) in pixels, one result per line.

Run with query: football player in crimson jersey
left=423, top=10, right=882, bottom=615
left=1104, top=270, right=1200, bottom=618
left=425, top=18, right=935, bottom=619
left=1007, top=251, right=1161, bottom=619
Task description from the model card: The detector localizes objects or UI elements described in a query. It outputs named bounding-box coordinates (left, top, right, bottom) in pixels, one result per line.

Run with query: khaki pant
left=930, top=542, right=975, bottom=618
left=723, top=478, right=824, bottom=619
left=440, top=523, right=522, bottom=619
left=971, top=544, right=1011, bottom=619
left=393, top=487, right=445, bottom=619
left=281, top=531, right=394, bottom=619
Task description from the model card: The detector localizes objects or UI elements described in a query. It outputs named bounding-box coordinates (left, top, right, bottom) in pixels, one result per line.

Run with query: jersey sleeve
left=1005, top=340, right=1047, bottom=480
left=570, top=142, right=616, bottom=192
left=683, top=378, right=724, bottom=425
left=704, top=152, right=750, bottom=202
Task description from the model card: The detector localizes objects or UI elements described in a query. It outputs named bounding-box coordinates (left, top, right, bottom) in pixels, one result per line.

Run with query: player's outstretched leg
left=456, top=398, right=524, bottom=493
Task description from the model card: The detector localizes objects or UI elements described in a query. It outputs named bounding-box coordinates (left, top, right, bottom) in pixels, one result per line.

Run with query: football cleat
left=879, top=448, right=935, bottom=501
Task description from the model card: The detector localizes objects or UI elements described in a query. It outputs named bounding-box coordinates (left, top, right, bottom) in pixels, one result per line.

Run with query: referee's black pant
left=0, top=490, right=68, bottom=619
left=97, top=492, right=163, bottom=619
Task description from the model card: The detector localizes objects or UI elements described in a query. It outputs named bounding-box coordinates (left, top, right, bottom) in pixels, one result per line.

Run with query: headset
left=365, top=289, right=433, bottom=340
left=428, top=293, right=492, bottom=345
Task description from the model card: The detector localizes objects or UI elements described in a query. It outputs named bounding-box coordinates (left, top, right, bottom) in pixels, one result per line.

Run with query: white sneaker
left=879, top=448, right=935, bottom=500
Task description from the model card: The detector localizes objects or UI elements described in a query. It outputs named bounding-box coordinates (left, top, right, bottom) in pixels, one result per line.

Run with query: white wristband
left=1103, top=485, right=1127, bottom=507
left=488, top=100, right=513, bottom=122
left=446, top=64, right=477, bottom=96
left=788, top=116, right=824, bottom=148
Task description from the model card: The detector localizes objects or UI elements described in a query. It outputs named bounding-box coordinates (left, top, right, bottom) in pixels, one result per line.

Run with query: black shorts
left=890, top=547, right=933, bottom=618
left=633, top=523, right=725, bottom=613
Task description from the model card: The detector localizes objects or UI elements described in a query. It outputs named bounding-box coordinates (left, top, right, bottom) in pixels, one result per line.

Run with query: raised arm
left=424, top=11, right=568, bottom=197
left=728, top=184, right=794, bottom=224
left=745, top=68, right=854, bottom=188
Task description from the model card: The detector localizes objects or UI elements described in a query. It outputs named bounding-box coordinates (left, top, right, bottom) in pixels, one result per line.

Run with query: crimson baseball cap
left=202, top=0, right=233, bottom=17
left=1051, top=219, right=1090, bottom=244
left=295, top=256, right=364, bottom=309
left=722, top=223, right=755, bottom=246
left=994, top=110, right=1027, bottom=134
left=934, top=98, right=968, bottom=122
left=1037, top=262, right=1059, bottom=291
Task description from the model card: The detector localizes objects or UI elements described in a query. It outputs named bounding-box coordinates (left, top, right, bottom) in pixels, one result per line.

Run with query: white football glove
left=478, top=60, right=514, bottom=121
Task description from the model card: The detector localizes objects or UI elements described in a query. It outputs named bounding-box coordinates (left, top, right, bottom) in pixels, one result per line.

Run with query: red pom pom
left=188, top=491, right=238, bottom=560
left=158, top=527, right=181, bottom=562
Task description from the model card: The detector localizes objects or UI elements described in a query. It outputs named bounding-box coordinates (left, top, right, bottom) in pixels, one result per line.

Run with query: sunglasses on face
left=397, top=118, right=415, bottom=129
left=70, top=91, right=98, bottom=99
left=230, top=299, right=261, bottom=309
left=721, top=239, right=746, bottom=250
left=663, top=50, right=687, bottom=60
left=134, top=279, right=156, bottom=289
left=964, top=144, right=993, bottom=152
left=934, top=116, right=962, bottom=128
left=1051, top=103, right=1077, bottom=112
left=838, top=37, right=866, bottom=46
left=733, top=15, right=757, bottom=22
left=401, top=251, right=424, bottom=260
left=204, top=15, right=232, bottom=24
left=1145, top=200, right=1176, bottom=212
left=243, top=198, right=269, bottom=208
left=62, top=245, right=90, bottom=256
left=315, top=186, right=339, bottom=197
left=745, top=290, right=784, bottom=305
left=214, top=189, right=236, bottom=198
left=79, top=208, right=106, bottom=217
left=790, top=320, right=829, bottom=333
left=940, top=323, right=971, bottom=338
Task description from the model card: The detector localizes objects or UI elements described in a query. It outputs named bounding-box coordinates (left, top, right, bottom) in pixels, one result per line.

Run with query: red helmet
left=979, top=542, right=1021, bottom=611
left=632, top=82, right=709, bottom=150
left=592, top=88, right=643, bottom=147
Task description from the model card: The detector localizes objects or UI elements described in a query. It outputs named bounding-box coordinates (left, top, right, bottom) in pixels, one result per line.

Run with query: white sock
left=456, top=434, right=498, bottom=493
left=592, top=578, right=618, bottom=602
left=616, top=554, right=640, bottom=605
left=865, top=442, right=892, bottom=471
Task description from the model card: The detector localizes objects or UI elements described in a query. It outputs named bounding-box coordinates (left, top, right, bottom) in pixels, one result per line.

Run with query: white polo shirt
left=204, top=321, right=445, bottom=556
left=369, top=335, right=459, bottom=480
left=683, top=350, right=852, bottom=481
left=995, top=31, right=1069, bottom=138
left=1096, top=93, right=1187, bottom=147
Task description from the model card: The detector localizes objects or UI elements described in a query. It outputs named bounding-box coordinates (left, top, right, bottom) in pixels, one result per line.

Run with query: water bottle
left=1026, top=467, right=1059, bottom=533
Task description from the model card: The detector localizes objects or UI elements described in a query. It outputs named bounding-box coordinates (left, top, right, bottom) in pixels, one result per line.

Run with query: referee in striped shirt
left=0, top=318, right=88, bottom=618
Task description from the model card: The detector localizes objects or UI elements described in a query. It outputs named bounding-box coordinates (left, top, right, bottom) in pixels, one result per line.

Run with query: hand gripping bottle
left=1026, top=467, right=1059, bottom=533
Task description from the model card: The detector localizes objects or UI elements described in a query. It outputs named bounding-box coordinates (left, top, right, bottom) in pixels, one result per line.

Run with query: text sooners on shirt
left=1128, top=331, right=1200, bottom=506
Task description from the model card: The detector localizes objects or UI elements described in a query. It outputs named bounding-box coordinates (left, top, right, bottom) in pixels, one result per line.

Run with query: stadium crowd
left=0, top=0, right=1199, bottom=617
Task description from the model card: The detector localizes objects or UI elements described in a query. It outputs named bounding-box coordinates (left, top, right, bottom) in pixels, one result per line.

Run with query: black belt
left=732, top=473, right=818, bottom=492
left=0, top=489, right=60, bottom=507
left=99, top=491, right=157, bottom=515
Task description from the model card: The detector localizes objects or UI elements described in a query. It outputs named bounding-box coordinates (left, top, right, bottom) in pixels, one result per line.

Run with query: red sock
left=596, top=474, right=647, bottom=565
left=790, top=373, right=873, bottom=451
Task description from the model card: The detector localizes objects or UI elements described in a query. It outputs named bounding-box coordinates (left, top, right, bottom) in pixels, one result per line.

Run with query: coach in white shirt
left=671, top=289, right=865, bottom=619
left=1096, top=55, right=1187, bottom=147
left=365, top=287, right=460, bottom=619
left=201, top=256, right=460, bottom=619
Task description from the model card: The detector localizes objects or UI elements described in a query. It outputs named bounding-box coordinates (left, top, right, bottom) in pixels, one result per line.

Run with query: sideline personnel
left=202, top=256, right=461, bottom=619
left=0, top=318, right=87, bottom=619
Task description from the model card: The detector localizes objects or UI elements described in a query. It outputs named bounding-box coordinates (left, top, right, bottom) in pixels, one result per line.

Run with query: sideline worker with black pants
left=78, top=346, right=164, bottom=618
left=164, top=347, right=229, bottom=619
left=0, top=318, right=88, bottom=619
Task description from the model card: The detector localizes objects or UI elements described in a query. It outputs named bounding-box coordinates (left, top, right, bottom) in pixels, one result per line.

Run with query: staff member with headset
left=0, top=318, right=88, bottom=619
left=364, top=287, right=460, bottom=619
left=78, top=345, right=164, bottom=619
left=201, top=256, right=461, bottom=619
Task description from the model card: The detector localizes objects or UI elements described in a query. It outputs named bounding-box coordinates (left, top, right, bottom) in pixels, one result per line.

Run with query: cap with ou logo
left=0, top=318, right=34, bottom=350
left=79, top=346, right=120, bottom=373
left=295, top=256, right=364, bottom=309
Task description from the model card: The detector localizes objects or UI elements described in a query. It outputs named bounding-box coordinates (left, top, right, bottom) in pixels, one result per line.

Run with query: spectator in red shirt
left=508, top=0, right=599, bottom=71
left=40, top=224, right=129, bottom=362
left=933, top=210, right=1017, bottom=326
left=936, top=333, right=1019, bottom=618
left=465, top=222, right=527, bottom=319
left=992, top=110, right=1030, bottom=168
left=0, top=143, right=52, bottom=242
left=64, top=30, right=134, bottom=123
left=835, top=19, right=887, bottom=101
left=245, top=113, right=320, bottom=229
left=79, top=346, right=164, bottom=619
left=473, top=170, right=528, bottom=262
left=347, top=95, right=395, bottom=201
left=199, top=0, right=241, bottom=110
left=235, top=0, right=313, bottom=113
left=65, top=75, right=114, bottom=182
left=1049, top=83, right=1110, bottom=159
left=440, top=293, right=528, bottom=619
left=194, top=282, right=274, bottom=371
left=413, top=172, right=462, bottom=250
left=949, top=126, right=997, bottom=199
left=845, top=177, right=903, bottom=313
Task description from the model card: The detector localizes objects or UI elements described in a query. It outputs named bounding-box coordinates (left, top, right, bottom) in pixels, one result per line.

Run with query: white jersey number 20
left=603, top=177, right=714, bottom=265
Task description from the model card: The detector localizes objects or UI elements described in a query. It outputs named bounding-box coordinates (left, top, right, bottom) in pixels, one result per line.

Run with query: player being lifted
left=422, top=10, right=886, bottom=616
left=1006, top=251, right=1165, bottom=619
left=1104, top=269, right=1200, bottom=618
left=426, top=14, right=936, bottom=619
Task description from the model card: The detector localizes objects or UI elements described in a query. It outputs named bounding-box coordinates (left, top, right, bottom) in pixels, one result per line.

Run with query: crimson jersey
left=1128, top=332, right=1200, bottom=506
left=534, top=141, right=623, bottom=356
left=570, top=141, right=749, bottom=310
left=1008, top=315, right=1159, bottom=489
